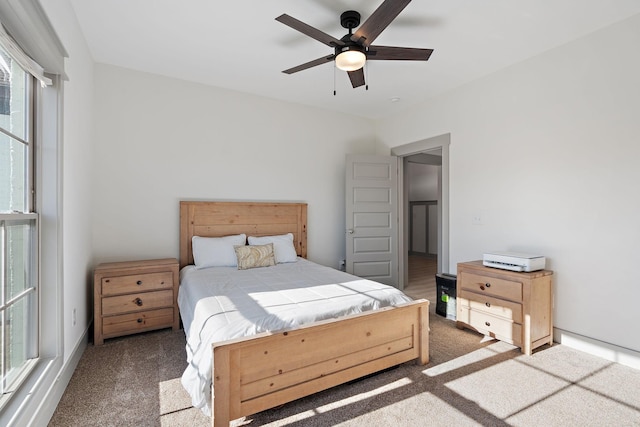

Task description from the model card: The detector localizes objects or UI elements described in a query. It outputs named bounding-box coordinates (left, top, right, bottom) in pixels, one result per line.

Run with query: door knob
left=347, top=229, right=354, bottom=234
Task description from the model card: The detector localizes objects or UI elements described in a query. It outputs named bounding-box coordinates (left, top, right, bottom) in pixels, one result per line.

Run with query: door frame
left=392, top=133, right=451, bottom=289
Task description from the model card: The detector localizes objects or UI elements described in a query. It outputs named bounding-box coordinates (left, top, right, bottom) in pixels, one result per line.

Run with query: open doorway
left=391, top=134, right=450, bottom=299
left=404, top=153, right=441, bottom=301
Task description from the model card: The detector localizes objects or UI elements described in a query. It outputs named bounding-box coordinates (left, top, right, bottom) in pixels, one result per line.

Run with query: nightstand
left=93, top=258, right=180, bottom=345
left=456, top=260, right=553, bottom=355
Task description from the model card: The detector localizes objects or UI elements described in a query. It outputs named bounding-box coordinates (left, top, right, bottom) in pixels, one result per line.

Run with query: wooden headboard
left=179, top=201, right=308, bottom=268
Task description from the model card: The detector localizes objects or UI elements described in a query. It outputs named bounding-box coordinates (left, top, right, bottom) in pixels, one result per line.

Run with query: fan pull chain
left=366, top=63, right=369, bottom=91
left=333, top=65, right=337, bottom=96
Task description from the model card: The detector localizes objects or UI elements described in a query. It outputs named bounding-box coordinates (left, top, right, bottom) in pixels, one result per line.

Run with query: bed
left=178, top=201, right=430, bottom=427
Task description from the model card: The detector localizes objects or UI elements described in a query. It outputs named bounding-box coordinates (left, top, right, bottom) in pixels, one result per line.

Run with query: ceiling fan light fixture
left=335, top=47, right=366, bottom=71
left=277, top=0, right=433, bottom=89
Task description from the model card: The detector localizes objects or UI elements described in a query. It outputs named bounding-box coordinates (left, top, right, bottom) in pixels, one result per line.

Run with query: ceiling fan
left=276, top=0, right=433, bottom=89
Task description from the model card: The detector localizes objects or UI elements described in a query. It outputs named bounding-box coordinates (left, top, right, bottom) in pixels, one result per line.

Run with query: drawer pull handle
left=485, top=282, right=491, bottom=287
left=485, top=321, right=491, bottom=327
left=136, top=280, right=143, bottom=285
left=134, top=298, right=143, bottom=306
left=485, top=302, right=491, bottom=307
left=137, top=318, right=143, bottom=323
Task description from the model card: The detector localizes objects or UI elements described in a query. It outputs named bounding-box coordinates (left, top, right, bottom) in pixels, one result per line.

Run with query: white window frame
left=0, top=213, right=39, bottom=395
left=0, top=39, right=41, bottom=411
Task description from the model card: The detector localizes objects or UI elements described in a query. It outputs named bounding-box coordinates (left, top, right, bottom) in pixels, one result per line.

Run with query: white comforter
left=178, top=258, right=413, bottom=415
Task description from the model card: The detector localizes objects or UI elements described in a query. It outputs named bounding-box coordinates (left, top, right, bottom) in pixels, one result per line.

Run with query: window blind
left=0, top=22, right=51, bottom=86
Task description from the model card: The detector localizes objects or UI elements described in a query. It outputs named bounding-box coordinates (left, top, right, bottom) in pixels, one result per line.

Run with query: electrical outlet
left=472, top=214, right=482, bottom=225
left=72, top=308, right=77, bottom=326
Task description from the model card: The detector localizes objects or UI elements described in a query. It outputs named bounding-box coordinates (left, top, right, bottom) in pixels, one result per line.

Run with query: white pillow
left=192, top=234, right=246, bottom=268
left=248, top=233, right=298, bottom=263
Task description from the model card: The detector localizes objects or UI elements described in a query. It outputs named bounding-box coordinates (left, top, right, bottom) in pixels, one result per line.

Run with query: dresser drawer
left=102, top=271, right=173, bottom=296
left=459, top=272, right=523, bottom=301
left=458, top=307, right=522, bottom=346
left=102, top=308, right=174, bottom=337
left=102, top=289, right=173, bottom=316
left=458, top=289, right=523, bottom=323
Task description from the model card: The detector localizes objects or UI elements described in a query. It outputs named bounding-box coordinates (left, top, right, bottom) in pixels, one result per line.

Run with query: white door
left=345, top=154, right=398, bottom=287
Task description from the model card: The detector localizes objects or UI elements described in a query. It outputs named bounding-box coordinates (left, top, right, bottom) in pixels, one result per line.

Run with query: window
left=0, top=45, right=38, bottom=400
left=0, top=4, right=65, bottom=423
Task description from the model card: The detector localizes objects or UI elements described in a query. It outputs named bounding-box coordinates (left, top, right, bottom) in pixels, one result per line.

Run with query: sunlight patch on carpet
left=315, top=377, right=413, bottom=413
left=422, top=341, right=516, bottom=377
left=159, top=378, right=193, bottom=415
left=446, top=358, right=568, bottom=419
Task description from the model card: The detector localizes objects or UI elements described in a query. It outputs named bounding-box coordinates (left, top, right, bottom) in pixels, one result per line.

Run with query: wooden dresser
left=456, top=260, right=553, bottom=355
left=94, top=258, right=180, bottom=345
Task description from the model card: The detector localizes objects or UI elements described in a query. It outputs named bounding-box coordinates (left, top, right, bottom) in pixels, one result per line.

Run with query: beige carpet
left=49, top=308, right=640, bottom=427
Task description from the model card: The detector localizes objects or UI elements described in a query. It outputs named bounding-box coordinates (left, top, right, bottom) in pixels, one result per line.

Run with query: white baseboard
left=28, top=325, right=89, bottom=426
left=554, top=328, right=640, bottom=370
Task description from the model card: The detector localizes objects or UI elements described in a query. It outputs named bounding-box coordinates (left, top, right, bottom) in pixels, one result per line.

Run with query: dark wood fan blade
left=351, top=0, right=411, bottom=47
left=367, top=45, right=433, bottom=61
left=276, top=14, right=345, bottom=47
left=283, top=55, right=335, bottom=74
left=347, top=68, right=365, bottom=88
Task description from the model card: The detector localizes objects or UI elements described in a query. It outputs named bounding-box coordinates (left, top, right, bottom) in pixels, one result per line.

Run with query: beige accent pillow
left=234, top=243, right=276, bottom=270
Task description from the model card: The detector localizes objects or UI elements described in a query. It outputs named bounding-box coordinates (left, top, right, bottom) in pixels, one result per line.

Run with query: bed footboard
left=211, top=299, right=429, bottom=427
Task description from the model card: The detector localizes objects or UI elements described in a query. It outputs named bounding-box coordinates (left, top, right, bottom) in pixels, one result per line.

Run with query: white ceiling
left=69, top=0, right=640, bottom=120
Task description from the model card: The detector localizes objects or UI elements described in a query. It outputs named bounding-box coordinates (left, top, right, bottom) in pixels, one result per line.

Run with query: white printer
left=482, top=251, right=546, bottom=272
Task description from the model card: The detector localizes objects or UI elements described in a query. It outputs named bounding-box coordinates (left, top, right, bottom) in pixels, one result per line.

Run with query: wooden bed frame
left=179, top=201, right=430, bottom=427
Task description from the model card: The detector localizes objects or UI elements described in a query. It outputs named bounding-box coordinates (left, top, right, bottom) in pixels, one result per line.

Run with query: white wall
left=92, top=64, right=376, bottom=269
left=377, top=13, right=640, bottom=354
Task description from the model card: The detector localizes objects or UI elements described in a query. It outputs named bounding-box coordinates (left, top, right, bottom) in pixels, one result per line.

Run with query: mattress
left=178, top=257, right=413, bottom=415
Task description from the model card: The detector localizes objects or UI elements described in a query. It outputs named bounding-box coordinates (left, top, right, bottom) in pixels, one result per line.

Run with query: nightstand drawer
left=102, top=271, right=173, bottom=295
left=460, top=272, right=522, bottom=301
left=458, top=307, right=522, bottom=346
left=458, top=289, right=523, bottom=323
left=102, top=308, right=174, bottom=336
left=102, top=289, right=173, bottom=316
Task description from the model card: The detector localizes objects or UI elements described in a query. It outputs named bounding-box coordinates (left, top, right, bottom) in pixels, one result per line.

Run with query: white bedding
left=178, top=258, right=413, bottom=415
